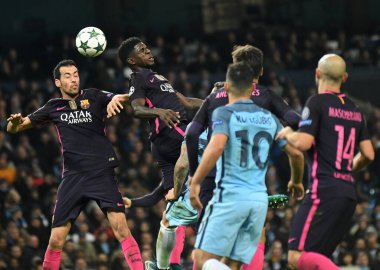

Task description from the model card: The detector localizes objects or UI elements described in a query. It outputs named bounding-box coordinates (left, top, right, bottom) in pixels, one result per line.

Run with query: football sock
left=121, top=236, right=144, bottom=270
left=157, top=222, right=177, bottom=269
left=169, top=225, right=186, bottom=265
left=241, top=242, right=265, bottom=270
left=202, top=259, right=231, bottom=270
left=298, top=251, right=339, bottom=270
left=42, top=248, right=62, bottom=270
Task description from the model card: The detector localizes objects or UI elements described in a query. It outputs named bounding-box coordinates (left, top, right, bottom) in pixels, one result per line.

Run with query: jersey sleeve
left=129, top=72, right=147, bottom=101
left=95, top=89, right=115, bottom=107
left=28, top=102, right=52, bottom=126
left=211, top=107, right=231, bottom=137
left=298, top=95, right=320, bottom=137
left=192, top=95, right=210, bottom=128
left=273, top=115, right=287, bottom=149
left=269, top=89, right=300, bottom=129
left=358, top=114, right=371, bottom=142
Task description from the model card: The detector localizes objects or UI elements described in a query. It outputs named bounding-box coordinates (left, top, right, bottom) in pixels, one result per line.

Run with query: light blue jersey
left=195, top=99, right=286, bottom=263
left=166, top=130, right=208, bottom=227
left=211, top=99, right=286, bottom=202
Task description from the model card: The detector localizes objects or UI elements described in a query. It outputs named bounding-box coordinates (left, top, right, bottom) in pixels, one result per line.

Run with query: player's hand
left=276, top=126, right=294, bottom=140
left=165, top=188, right=176, bottom=201
left=107, top=94, right=128, bottom=118
left=288, top=180, right=305, bottom=200
left=189, top=183, right=202, bottom=210
left=157, top=109, right=180, bottom=128
left=7, top=113, right=24, bottom=125
left=211, top=81, right=224, bottom=93
left=123, top=197, right=132, bottom=208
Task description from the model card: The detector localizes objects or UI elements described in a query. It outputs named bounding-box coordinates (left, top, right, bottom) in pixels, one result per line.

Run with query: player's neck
left=318, top=81, right=341, bottom=94
left=228, top=94, right=251, bottom=104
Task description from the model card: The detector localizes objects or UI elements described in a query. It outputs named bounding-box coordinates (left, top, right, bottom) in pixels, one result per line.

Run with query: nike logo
left=117, top=203, right=124, bottom=207
left=149, top=77, right=154, bottom=83
left=56, top=106, right=66, bottom=111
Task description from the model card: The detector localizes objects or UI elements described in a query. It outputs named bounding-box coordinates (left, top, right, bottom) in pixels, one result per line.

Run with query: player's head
left=118, top=37, right=154, bottom=69
left=53, top=59, right=80, bottom=98
left=231, top=45, right=263, bottom=79
left=225, top=62, right=255, bottom=97
left=315, top=54, right=348, bottom=89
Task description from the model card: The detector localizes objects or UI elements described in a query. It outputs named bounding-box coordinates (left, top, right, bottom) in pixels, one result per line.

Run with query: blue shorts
left=195, top=198, right=268, bottom=264
left=166, top=189, right=198, bottom=227
left=52, top=168, right=124, bottom=227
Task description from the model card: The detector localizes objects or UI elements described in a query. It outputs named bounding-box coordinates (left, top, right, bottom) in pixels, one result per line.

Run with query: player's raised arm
left=106, top=93, right=129, bottom=118
left=7, top=113, right=33, bottom=134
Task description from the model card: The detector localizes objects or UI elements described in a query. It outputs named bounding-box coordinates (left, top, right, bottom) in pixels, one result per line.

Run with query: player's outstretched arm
left=352, top=140, right=375, bottom=172
left=106, top=94, right=129, bottom=118
left=176, top=92, right=203, bottom=110
left=7, top=113, right=32, bottom=134
left=276, top=127, right=314, bottom=152
left=190, top=134, right=227, bottom=210
left=172, top=144, right=189, bottom=199
left=127, top=182, right=166, bottom=208
left=283, top=144, right=305, bottom=200
left=131, top=99, right=180, bottom=128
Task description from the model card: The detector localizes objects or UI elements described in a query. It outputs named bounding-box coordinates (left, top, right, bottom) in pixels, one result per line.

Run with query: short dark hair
left=118, top=37, right=142, bottom=66
left=226, top=62, right=255, bottom=93
left=53, top=59, right=77, bottom=80
left=231, top=45, right=263, bottom=79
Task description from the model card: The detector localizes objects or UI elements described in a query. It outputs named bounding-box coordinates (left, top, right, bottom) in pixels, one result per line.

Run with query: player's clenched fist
left=7, top=113, right=24, bottom=124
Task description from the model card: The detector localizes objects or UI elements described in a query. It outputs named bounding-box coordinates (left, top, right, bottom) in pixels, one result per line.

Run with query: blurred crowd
left=0, top=25, right=380, bottom=270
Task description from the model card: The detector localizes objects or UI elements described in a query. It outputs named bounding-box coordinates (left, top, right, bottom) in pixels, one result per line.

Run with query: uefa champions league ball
left=75, top=27, right=107, bottom=57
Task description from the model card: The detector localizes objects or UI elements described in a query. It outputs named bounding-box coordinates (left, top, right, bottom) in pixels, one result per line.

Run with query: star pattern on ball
left=79, top=40, right=90, bottom=51
left=94, top=42, right=105, bottom=54
left=88, top=29, right=100, bottom=38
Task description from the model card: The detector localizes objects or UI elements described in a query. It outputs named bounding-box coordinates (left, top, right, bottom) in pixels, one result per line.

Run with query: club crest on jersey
left=80, top=99, right=90, bottom=109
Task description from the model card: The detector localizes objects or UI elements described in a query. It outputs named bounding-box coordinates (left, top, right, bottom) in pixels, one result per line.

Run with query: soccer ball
left=75, top=27, right=107, bottom=57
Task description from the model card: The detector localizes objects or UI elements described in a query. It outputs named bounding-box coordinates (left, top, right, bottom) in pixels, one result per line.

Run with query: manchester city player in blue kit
left=189, top=62, right=304, bottom=270
left=7, top=59, right=144, bottom=270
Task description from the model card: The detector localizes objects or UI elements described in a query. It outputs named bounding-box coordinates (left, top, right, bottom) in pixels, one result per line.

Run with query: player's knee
left=48, top=234, right=66, bottom=250
left=287, top=250, right=301, bottom=269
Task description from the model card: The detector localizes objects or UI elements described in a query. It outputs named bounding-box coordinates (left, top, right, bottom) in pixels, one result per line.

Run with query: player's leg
left=152, top=138, right=185, bottom=267
left=42, top=222, right=71, bottom=270
left=107, top=210, right=144, bottom=270
left=150, top=212, right=178, bottom=270
left=242, top=195, right=289, bottom=270
left=193, top=249, right=224, bottom=270
left=42, top=174, right=88, bottom=270
left=287, top=195, right=347, bottom=270
left=288, top=250, right=339, bottom=270
left=90, top=169, right=143, bottom=270
left=241, top=228, right=266, bottom=270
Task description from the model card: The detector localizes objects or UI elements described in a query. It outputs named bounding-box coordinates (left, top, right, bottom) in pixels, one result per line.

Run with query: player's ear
left=342, top=72, right=348, bottom=83
left=54, top=79, right=61, bottom=88
left=315, top=68, right=321, bottom=79
left=259, top=67, right=263, bottom=76
left=224, top=82, right=229, bottom=92
left=127, top=57, right=136, bottom=65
